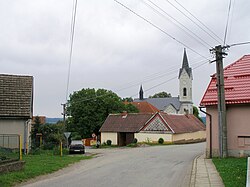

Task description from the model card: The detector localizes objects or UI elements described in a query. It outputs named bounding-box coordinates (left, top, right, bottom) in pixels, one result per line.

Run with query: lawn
left=213, top=157, right=247, bottom=187
left=0, top=153, right=92, bottom=187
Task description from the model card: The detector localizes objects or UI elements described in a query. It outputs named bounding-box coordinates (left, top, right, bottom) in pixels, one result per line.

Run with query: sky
left=1, top=0, right=250, bottom=117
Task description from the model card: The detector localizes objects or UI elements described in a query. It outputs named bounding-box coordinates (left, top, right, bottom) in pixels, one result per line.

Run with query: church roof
left=179, top=48, right=192, bottom=78
left=134, top=97, right=181, bottom=111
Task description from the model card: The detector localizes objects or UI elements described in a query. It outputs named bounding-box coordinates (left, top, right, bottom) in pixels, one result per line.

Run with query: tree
left=193, top=106, right=203, bottom=122
left=66, top=88, right=138, bottom=138
left=149, top=91, right=172, bottom=98
left=30, top=116, right=41, bottom=149
left=122, top=97, right=133, bottom=102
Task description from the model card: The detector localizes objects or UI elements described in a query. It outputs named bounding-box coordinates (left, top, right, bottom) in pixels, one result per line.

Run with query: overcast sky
left=1, top=0, right=250, bottom=117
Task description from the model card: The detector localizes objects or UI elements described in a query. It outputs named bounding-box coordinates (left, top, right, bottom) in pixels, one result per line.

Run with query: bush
left=158, top=138, right=164, bottom=144
left=106, top=140, right=112, bottom=146
left=132, top=138, right=138, bottom=144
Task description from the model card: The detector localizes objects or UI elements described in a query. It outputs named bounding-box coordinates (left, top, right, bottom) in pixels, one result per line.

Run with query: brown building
left=100, top=112, right=205, bottom=146
left=200, top=55, right=250, bottom=157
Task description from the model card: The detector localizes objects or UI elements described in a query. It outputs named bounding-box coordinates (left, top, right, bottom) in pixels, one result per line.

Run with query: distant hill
left=46, top=118, right=63, bottom=124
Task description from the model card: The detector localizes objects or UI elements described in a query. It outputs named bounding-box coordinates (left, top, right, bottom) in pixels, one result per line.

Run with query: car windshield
left=71, top=140, right=83, bottom=145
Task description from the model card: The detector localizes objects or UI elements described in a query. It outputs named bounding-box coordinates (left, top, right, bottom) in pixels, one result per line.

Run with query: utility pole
left=61, top=103, right=66, bottom=125
left=211, top=45, right=228, bottom=158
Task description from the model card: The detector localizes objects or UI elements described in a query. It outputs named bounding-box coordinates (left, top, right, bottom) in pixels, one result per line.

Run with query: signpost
left=64, top=132, right=71, bottom=148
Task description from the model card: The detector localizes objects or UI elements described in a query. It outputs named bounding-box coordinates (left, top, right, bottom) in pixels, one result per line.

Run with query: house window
left=183, top=88, right=187, bottom=96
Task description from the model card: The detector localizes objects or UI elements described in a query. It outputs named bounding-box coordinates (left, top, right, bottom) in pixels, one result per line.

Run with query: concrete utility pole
left=61, top=103, right=66, bottom=125
left=211, top=45, right=228, bottom=158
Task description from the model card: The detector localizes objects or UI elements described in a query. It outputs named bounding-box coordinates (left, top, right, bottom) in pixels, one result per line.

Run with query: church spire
left=182, top=48, right=189, bottom=69
left=139, top=85, right=144, bottom=100
left=179, top=48, right=192, bottom=79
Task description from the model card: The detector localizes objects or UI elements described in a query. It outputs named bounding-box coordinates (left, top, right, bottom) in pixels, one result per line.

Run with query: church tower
left=178, top=49, right=193, bottom=114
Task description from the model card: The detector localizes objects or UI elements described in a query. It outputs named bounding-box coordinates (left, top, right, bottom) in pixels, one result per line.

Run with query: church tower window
left=183, top=87, right=187, bottom=96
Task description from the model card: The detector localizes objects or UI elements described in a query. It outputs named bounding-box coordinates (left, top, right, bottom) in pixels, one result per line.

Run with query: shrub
left=132, top=138, right=138, bottom=144
left=106, top=140, right=112, bottom=146
left=158, top=138, right=164, bottom=144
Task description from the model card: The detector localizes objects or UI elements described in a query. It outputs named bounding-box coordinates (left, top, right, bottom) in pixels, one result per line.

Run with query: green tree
left=193, top=106, right=203, bottom=122
left=39, top=122, right=65, bottom=149
left=66, top=88, right=138, bottom=138
left=122, top=97, right=133, bottom=102
left=149, top=91, right=172, bottom=98
left=31, top=116, right=41, bottom=149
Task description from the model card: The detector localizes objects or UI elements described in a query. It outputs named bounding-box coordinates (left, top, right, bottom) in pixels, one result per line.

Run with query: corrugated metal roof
left=99, top=113, right=153, bottom=133
left=0, top=74, right=33, bottom=118
left=160, top=113, right=205, bottom=134
left=200, top=55, right=250, bottom=106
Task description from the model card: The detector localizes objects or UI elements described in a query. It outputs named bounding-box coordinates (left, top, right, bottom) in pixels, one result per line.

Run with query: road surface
left=21, top=142, right=205, bottom=187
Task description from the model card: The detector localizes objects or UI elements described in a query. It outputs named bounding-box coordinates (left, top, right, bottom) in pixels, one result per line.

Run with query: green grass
left=0, top=152, right=92, bottom=187
left=213, top=157, right=247, bottom=187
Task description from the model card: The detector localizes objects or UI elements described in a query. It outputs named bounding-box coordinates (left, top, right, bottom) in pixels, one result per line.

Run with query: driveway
left=21, top=142, right=205, bottom=187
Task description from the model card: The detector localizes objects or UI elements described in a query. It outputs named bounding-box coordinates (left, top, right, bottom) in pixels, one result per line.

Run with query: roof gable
left=200, top=55, right=250, bottom=106
left=142, top=115, right=170, bottom=132
left=0, top=74, right=33, bottom=118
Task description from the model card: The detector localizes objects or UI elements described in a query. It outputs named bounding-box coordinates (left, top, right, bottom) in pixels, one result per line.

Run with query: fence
left=0, top=134, right=20, bottom=163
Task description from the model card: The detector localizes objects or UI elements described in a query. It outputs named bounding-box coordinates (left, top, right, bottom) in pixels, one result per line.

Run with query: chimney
left=121, top=111, right=128, bottom=118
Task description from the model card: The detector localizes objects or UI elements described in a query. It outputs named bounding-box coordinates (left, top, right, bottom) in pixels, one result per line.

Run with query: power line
left=223, top=0, right=232, bottom=46
left=69, top=56, right=212, bottom=104
left=66, top=0, right=78, bottom=102
left=171, top=0, right=223, bottom=43
left=143, top=0, right=212, bottom=49
left=113, top=0, right=209, bottom=60
left=229, top=41, right=250, bottom=47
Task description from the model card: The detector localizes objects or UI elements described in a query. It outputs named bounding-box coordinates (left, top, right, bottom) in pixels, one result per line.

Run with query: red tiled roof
left=128, top=101, right=159, bottom=114
left=160, top=113, right=205, bottom=134
left=200, top=55, right=250, bottom=106
left=99, top=113, right=153, bottom=132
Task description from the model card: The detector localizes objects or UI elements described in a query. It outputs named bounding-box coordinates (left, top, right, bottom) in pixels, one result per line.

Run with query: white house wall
left=135, top=132, right=172, bottom=143
left=101, top=132, right=117, bottom=145
left=172, top=131, right=206, bottom=142
left=0, top=119, right=31, bottom=149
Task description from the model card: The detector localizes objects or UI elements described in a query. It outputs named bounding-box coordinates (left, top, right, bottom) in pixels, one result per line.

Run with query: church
left=134, top=49, right=193, bottom=114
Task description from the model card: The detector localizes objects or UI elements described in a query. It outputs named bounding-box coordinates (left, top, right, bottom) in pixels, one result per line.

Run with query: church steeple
left=139, top=85, right=144, bottom=100
left=179, top=48, right=192, bottom=79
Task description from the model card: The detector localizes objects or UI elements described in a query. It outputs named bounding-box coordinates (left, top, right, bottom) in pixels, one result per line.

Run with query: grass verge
left=0, top=153, right=92, bottom=187
left=213, top=157, right=247, bottom=187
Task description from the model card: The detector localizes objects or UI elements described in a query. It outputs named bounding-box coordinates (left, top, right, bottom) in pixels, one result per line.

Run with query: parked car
left=69, top=140, right=85, bottom=154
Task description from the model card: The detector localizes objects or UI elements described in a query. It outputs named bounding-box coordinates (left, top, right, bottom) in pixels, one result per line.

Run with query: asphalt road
left=21, top=142, right=205, bottom=187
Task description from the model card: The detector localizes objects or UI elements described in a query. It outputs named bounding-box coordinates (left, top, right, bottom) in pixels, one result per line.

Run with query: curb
left=189, top=154, right=202, bottom=187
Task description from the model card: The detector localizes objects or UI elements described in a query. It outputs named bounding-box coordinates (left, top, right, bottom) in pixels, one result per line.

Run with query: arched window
left=183, top=88, right=187, bottom=96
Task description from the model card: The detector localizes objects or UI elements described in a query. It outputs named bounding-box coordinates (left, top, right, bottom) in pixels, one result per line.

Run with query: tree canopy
left=193, top=106, right=203, bottom=122
left=149, top=91, right=172, bottom=98
left=66, top=88, right=138, bottom=138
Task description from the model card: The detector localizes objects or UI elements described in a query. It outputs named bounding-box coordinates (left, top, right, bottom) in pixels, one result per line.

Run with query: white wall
left=163, top=105, right=177, bottom=114
left=135, top=132, right=172, bottom=143
left=172, top=131, right=206, bottom=142
left=101, top=132, right=117, bottom=145
left=0, top=119, right=31, bottom=149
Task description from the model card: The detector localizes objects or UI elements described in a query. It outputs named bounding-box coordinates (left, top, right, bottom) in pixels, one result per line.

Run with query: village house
left=200, top=55, right=250, bottom=157
left=100, top=112, right=205, bottom=146
left=0, top=74, right=33, bottom=152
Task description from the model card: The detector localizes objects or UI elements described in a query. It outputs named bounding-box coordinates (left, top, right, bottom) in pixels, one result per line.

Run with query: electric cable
left=223, top=0, right=232, bottom=46
left=113, top=0, right=209, bottom=60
